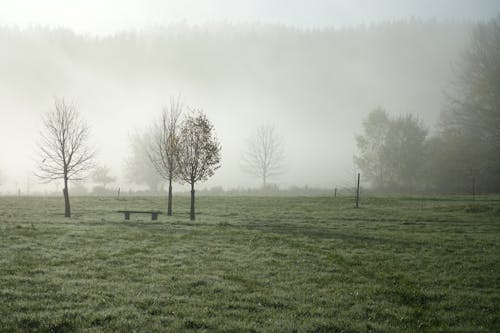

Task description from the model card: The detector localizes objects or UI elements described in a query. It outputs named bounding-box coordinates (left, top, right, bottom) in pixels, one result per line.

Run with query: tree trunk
left=355, top=173, right=360, bottom=209
left=190, top=182, right=195, bottom=221
left=167, top=178, right=173, bottom=216
left=472, top=175, right=476, bottom=201
left=63, top=177, right=71, bottom=217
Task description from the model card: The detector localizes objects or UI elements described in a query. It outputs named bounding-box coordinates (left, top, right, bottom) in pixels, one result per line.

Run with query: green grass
left=1, top=195, right=499, bottom=332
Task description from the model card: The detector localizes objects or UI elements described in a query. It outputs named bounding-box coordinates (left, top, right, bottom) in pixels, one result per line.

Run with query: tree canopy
left=434, top=16, right=500, bottom=192
left=355, top=108, right=427, bottom=192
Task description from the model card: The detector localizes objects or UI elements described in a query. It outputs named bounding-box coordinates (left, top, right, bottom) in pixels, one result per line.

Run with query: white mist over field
left=0, top=0, right=499, bottom=194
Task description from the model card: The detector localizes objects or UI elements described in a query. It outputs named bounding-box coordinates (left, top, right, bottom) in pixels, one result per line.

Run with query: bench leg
left=124, top=212, right=130, bottom=220
left=152, top=213, right=158, bottom=221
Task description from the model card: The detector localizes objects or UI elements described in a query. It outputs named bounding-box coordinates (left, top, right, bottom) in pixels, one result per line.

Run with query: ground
left=0, top=195, right=499, bottom=332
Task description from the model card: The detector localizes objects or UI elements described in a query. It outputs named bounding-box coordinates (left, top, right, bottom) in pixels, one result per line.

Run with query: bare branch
left=147, top=96, right=183, bottom=182
left=36, top=98, right=95, bottom=183
left=241, top=124, right=286, bottom=187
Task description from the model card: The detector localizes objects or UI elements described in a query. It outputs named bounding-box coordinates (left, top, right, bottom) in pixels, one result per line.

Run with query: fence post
left=355, top=173, right=360, bottom=208
left=472, top=176, right=476, bottom=201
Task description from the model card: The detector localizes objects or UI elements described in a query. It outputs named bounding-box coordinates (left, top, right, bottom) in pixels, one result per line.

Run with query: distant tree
left=36, top=98, right=95, bottom=217
left=424, top=128, right=484, bottom=193
left=355, top=109, right=427, bottom=192
left=91, top=165, right=115, bottom=188
left=148, top=98, right=182, bottom=216
left=445, top=16, right=500, bottom=141
left=437, top=16, right=500, bottom=192
left=177, top=111, right=221, bottom=220
left=382, top=114, right=428, bottom=191
left=241, top=124, right=285, bottom=188
left=354, top=108, right=391, bottom=189
left=125, top=131, right=164, bottom=192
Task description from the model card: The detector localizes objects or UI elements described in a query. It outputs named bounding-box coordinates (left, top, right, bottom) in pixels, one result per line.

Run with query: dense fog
left=0, top=19, right=489, bottom=194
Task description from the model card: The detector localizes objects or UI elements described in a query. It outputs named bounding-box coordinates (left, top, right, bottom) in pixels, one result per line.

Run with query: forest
left=355, top=17, right=500, bottom=193
left=0, top=18, right=498, bottom=193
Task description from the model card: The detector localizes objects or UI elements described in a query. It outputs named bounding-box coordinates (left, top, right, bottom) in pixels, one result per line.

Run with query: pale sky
left=0, top=0, right=499, bottom=35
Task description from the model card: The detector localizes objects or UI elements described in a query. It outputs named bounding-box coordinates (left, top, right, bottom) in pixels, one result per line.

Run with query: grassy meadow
left=0, top=194, right=499, bottom=332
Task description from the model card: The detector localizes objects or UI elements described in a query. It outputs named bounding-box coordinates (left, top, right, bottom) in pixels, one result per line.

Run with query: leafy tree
left=177, top=111, right=221, bottom=221
left=241, top=124, right=285, bottom=188
left=355, top=108, right=427, bottom=192
left=446, top=16, right=500, bottom=141
left=148, top=98, right=182, bottom=216
left=437, top=16, right=500, bottom=192
left=36, top=98, right=95, bottom=217
left=425, top=128, right=484, bottom=193
left=382, top=114, right=428, bottom=191
left=354, top=108, right=391, bottom=189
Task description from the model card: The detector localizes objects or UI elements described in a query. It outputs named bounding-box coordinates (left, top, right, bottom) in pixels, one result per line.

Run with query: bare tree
left=177, top=110, right=221, bottom=221
left=147, top=98, right=183, bottom=216
left=241, top=124, right=285, bottom=188
left=36, top=98, right=95, bottom=217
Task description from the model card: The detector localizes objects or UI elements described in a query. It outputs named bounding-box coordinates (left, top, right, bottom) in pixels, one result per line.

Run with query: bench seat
left=117, top=210, right=162, bottom=221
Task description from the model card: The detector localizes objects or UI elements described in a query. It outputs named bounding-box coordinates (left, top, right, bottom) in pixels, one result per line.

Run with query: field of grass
left=0, top=194, right=499, bottom=332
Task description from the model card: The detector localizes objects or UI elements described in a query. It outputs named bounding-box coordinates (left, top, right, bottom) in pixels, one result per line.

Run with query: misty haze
left=0, top=17, right=481, bottom=194
left=1, top=1, right=499, bottom=332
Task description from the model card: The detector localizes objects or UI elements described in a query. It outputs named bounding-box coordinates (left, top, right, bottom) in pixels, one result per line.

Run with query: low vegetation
left=0, top=195, right=499, bottom=332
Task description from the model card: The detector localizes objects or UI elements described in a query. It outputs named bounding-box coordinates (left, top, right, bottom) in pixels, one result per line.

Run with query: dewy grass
left=0, top=195, right=499, bottom=332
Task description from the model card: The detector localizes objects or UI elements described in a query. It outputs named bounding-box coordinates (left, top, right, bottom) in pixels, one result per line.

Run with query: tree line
left=0, top=18, right=477, bottom=191
left=1, top=18, right=497, bottom=201
left=127, top=122, right=287, bottom=192
left=0, top=19, right=472, bottom=154
left=355, top=17, right=500, bottom=194
left=36, top=98, right=221, bottom=220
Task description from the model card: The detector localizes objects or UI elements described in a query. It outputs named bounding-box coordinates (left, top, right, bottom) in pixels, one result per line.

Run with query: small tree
left=36, top=98, right=95, bottom=217
left=241, top=124, right=285, bottom=188
left=148, top=98, right=182, bottom=216
left=91, top=165, right=115, bottom=188
left=177, top=110, right=221, bottom=221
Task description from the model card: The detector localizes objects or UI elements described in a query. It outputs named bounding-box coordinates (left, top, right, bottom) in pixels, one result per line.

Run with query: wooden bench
left=117, top=210, right=162, bottom=221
